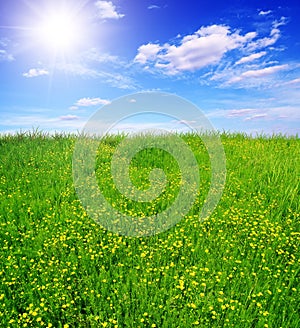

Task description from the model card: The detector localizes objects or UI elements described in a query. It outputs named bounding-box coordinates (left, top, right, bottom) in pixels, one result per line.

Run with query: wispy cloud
left=82, top=48, right=120, bottom=63
left=57, top=62, right=99, bottom=78
left=208, top=105, right=300, bottom=121
left=235, top=51, right=267, bottom=65
left=247, top=17, right=286, bottom=51
left=259, top=10, right=272, bottom=16
left=95, top=1, right=124, bottom=20
left=60, top=62, right=137, bottom=89
left=228, top=64, right=289, bottom=84
left=148, top=5, right=160, bottom=10
left=283, top=78, right=300, bottom=86
left=23, top=68, right=49, bottom=78
left=0, top=49, right=14, bottom=62
left=0, top=39, right=14, bottom=62
left=134, top=16, right=288, bottom=86
left=59, top=115, right=79, bottom=121
left=56, top=48, right=137, bottom=89
left=0, top=113, right=84, bottom=131
left=75, top=97, right=111, bottom=107
left=135, top=24, right=257, bottom=74
left=244, top=114, right=268, bottom=121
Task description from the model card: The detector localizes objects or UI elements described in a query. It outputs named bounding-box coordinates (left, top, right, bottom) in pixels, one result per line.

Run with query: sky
left=0, top=0, right=300, bottom=135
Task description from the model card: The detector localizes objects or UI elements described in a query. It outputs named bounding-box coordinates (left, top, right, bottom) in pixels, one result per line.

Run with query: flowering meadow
left=0, top=132, right=299, bottom=327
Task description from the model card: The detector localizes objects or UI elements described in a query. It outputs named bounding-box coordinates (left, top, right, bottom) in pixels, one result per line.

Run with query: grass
left=0, top=131, right=299, bottom=327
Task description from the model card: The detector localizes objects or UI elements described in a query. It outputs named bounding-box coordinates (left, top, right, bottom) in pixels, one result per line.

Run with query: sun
left=32, top=6, right=86, bottom=54
left=38, top=13, right=76, bottom=51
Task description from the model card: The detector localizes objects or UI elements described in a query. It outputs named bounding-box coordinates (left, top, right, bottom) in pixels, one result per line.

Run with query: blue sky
left=0, top=0, right=299, bottom=135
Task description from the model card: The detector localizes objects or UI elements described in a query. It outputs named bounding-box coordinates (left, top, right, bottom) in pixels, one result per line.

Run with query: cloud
left=83, top=48, right=120, bottom=63
left=247, top=18, right=286, bottom=51
left=57, top=49, right=138, bottom=89
left=209, top=105, right=300, bottom=122
left=0, top=49, right=14, bottom=62
left=95, top=1, right=124, bottom=20
left=226, top=109, right=258, bottom=117
left=134, top=43, right=162, bottom=64
left=244, top=114, right=267, bottom=121
left=58, top=62, right=99, bottom=77
left=148, top=5, right=160, bottom=10
left=259, top=10, right=272, bottom=16
left=171, top=119, right=197, bottom=125
left=0, top=38, right=14, bottom=62
left=135, top=24, right=257, bottom=74
left=228, top=64, right=289, bottom=84
left=23, top=68, right=49, bottom=78
left=283, top=78, right=300, bottom=86
left=59, top=115, right=79, bottom=121
left=75, top=97, right=111, bottom=107
left=235, top=51, right=267, bottom=65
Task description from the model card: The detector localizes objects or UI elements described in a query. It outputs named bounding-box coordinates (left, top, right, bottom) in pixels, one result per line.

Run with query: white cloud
left=273, top=17, right=287, bottom=28
left=226, top=109, right=258, bottom=117
left=247, top=18, right=286, bottom=51
left=57, top=55, right=137, bottom=89
left=23, top=68, right=49, bottom=78
left=244, top=114, right=267, bottom=121
left=283, top=78, right=300, bottom=86
left=95, top=1, right=124, bottom=20
left=83, top=48, right=120, bottom=63
left=259, top=10, right=272, bottom=16
left=134, top=43, right=162, bottom=64
left=58, top=62, right=99, bottom=77
left=228, top=64, right=289, bottom=84
left=235, top=51, right=267, bottom=65
left=59, top=115, right=79, bottom=121
left=75, top=97, right=111, bottom=107
left=0, top=49, right=14, bottom=62
left=69, top=106, right=79, bottom=111
left=247, top=30, right=280, bottom=51
left=148, top=5, right=160, bottom=10
left=208, top=106, right=300, bottom=122
left=0, top=38, right=14, bottom=62
left=135, top=24, right=257, bottom=74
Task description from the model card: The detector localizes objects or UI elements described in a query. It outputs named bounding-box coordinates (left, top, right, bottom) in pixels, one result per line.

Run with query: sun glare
left=33, top=7, right=84, bottom=54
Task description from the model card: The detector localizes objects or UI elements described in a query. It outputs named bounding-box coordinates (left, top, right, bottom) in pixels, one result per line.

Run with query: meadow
left=0, top=132, right=299, bottom=327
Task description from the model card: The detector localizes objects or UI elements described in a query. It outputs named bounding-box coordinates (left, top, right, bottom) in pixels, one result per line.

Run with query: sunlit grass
left=0, top=131, right=299, bottom=327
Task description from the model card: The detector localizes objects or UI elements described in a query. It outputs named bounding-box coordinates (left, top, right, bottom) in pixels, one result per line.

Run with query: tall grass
left=0, top=132, right=299, bottom=327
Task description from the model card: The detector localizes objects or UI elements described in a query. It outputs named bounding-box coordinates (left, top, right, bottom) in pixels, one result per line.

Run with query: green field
left=0, top=132, right=299, bottom=327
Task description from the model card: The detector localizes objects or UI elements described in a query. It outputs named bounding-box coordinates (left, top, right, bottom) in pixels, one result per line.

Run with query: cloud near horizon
left=59, top=115, right=79, bottom=121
